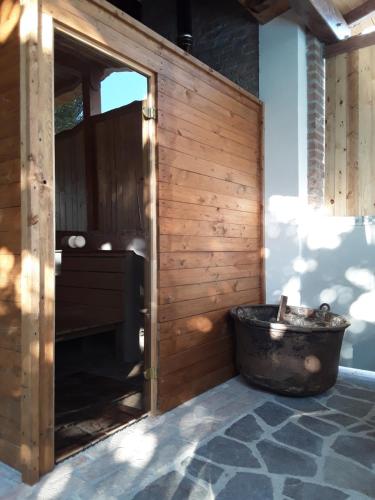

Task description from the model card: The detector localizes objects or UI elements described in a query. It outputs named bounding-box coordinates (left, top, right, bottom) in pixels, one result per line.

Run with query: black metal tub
left=230, top=304, right=350, bottom=396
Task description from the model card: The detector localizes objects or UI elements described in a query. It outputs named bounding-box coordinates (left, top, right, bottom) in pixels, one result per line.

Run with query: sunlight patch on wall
left=350, top=291, right=375, bottom=323
left=345, top=267, right=375, bottom=292
left=292, top=256, right=317, bottom=274
left=281, top=276, right=300, bottom=305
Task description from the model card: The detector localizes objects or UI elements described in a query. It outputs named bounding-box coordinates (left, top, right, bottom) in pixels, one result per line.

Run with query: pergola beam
left=325, top=29, right=375, bottom=57
left=289, top=0, right=350, bottom=43
left=344, top=0, right=375, bottom=26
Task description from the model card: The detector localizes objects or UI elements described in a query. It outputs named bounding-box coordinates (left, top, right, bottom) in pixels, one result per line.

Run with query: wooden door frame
left=20, top=6, right=158, bottom=483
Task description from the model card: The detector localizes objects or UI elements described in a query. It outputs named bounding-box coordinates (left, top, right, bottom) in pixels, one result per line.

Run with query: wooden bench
left=55, top=249, right=143, bottom=362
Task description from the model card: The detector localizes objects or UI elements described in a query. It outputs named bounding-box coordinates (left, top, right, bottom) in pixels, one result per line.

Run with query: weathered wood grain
left=325, top=44, right=375, bottom=215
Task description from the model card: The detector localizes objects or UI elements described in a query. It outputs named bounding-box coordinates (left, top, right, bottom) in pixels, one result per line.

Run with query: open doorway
left=53, top=32, right=152, bottom=461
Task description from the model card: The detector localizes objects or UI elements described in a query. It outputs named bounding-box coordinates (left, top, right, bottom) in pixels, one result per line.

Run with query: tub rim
left=230, top=304, right=351, bottom=334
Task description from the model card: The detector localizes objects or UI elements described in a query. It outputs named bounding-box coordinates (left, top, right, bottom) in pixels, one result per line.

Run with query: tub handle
left=319, top=303, right=330, bottom=312
left=236, top=306, right=247, bottom=321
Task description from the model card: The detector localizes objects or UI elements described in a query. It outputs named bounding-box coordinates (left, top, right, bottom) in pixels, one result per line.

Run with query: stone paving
left=0, top=367, right=374, bottom=499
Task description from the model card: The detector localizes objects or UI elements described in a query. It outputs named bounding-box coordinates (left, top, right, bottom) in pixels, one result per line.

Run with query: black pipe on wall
left=176, top=0, right=193, bottom=53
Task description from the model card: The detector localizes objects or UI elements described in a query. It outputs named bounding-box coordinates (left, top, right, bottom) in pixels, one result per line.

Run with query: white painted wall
left=260, top=12, right=308, bottom=306
left=260, top=14, right=375, bottom=371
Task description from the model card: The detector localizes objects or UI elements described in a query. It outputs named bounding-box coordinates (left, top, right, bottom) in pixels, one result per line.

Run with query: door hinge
left=144, top=367, right=158, bottom=380
left=142, top=106, right=157, bottom=120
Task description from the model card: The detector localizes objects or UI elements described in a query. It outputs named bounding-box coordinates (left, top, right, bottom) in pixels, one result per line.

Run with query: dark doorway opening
left=53, top=32, right=149, bottom=461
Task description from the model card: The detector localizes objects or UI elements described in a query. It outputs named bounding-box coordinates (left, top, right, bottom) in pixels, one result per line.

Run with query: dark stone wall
left=142, top=0, right=259, bottom=96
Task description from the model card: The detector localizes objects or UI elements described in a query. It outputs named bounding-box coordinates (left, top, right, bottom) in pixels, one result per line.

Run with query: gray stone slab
left=0, top=463, right=21, bottom=484
left=19, top=475, right=97, bottom=500
left=224, top=414, right=263, bottom=442
left=212, top=397, right=263, bottom=422
left=283, top=477, right=348, bottom=500
left=173, top=417, right=226, bottom=442
left=254, top=401, right=293, bottom=426
left=273, top=422, right=323, bottom=456
left=86, top=463, right=155, bottom=499
left=298, top=415, right=339, bottom=436
left=319, top=412, right=357, bottom=427
left=331, top=435, right=375, bottom=469
left=75, top=435, right=194, bottom=493
left=131, top=471, right=210, bottom=500
left=0, top=479, right=19, bottom=498
left=181, top=457, right=223, bottom=485
left=335, top=384, right=375, bottom=403
left=274, top=396, right=327, bottom=413
left=325, top=395, right=372, bottom=418
left=217, top=472, right=273, bottom=500
left=73, top=450, right=134, bottom=484
left=349, top=423, right=373, bottom=433
left=256, top=439, right=317, bottom=477
left=324, top=456, right=375, bottom=498
left=196, top=436, right=261, bottom=468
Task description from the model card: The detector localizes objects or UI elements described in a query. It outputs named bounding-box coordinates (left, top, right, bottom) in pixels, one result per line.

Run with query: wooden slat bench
left=55, top=250, right=143, bottom=362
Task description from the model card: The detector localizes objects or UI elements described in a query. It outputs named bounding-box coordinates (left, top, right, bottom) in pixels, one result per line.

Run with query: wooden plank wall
left=95, top=101, right=144, bottom=233
left=0, top=29, right=21, bottom=470
left=325, top=46, right=375, bottom=216
left=55, top=124, right=87, bottom=231
left=43, top=0, right=263, bottom=414
left=157, top=82, right=262, bottom=411
left=55, top=101, right=143, bottom=233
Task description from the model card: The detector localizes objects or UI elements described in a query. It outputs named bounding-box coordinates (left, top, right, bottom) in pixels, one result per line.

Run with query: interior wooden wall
left=325, top=46, right=375, bottom=216
left=0, top=29, right=21, bottom=470
left=55, top=101, right=143, bottom=233
left=55, top=124, right=87, bottom=231
left=95, top=101, right=144, bottom=233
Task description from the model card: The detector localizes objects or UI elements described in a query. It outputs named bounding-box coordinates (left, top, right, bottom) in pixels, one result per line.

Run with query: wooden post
left=82, top=71, right=102, bottom=118
left=20, top=1, right=55, bottom=483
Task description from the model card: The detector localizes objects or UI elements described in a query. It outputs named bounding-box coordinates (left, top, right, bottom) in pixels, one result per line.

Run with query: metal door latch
left=142, top=107, right=157, bottom=120
left=144, top=367, right=158, bottom=380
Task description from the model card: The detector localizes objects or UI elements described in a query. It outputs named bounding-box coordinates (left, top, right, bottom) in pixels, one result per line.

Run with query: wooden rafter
left=325, top=29, right=375, bottom=57
left=238, top=0, right=290, bottom=24
left=289, top=0, right=350, bottom=43
left=344, top=0, right=375, bottom=25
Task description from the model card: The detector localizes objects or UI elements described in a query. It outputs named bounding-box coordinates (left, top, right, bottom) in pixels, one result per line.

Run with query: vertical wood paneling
left=346, top=50, right=359, bottom=215
left=326, top=45, right=375, bottom=215
left=325, top=57, right=336, bottom=214
left=55, top=102, right=143, bottom=233
left=95, top=102, right=143, bottom=233
left=55, top=125, right=87, bottom=231
left=0, top=26, right=21, bottom=472
left=334, top=54, right=347, bottom=215
left=358, top=47, right=372, bottom=216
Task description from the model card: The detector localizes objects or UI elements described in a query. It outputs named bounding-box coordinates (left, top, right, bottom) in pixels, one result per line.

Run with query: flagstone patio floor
left=0, top=367, right=374, bottom=499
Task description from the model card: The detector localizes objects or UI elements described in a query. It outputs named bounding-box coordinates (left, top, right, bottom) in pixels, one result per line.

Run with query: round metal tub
left=230, top=305, right=350, bottom=396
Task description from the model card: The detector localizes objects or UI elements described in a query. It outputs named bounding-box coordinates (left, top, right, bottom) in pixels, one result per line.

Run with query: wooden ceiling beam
left=289, top=0, right=350, bottom=43
left=238, top=0, right=290, bottom=24
left=325, top=29, right=375, bottom=57
left=344, top=0, right=375, bottom=26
